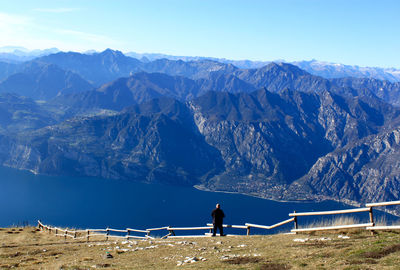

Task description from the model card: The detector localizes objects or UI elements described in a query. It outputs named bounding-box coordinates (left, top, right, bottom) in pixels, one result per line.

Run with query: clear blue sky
left=1, top=0, right=399, bottom=68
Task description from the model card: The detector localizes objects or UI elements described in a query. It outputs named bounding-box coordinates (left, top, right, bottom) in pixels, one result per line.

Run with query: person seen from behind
left=211, top=203, right=225, bottom=236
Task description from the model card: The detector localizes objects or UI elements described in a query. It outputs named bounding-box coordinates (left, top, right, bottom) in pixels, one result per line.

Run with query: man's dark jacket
left=211, top=208, right=225, bottom=225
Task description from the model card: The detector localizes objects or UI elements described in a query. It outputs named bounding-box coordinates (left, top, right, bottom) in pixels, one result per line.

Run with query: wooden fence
left=289, top=200, right=400, bottom=234
left=37, top=200, right=400, bottom=240
left=37, top=218, right=297, bottom=241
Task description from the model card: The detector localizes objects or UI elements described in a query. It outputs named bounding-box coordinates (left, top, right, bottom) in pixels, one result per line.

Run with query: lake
left=0, top=166, right=396, bottom=235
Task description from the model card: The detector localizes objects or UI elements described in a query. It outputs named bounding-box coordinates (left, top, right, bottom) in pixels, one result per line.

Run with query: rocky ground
left=1, top=227, right=400, bottom=269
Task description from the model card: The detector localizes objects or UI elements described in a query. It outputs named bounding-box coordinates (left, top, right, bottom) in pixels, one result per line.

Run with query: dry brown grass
left=1, top=227, right=400, bottom=269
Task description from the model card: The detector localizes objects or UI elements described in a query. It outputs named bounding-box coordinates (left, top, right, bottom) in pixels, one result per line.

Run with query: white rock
left=293, top=238, right=308, bottom=242
left=318, top=237, right=332, bottom=241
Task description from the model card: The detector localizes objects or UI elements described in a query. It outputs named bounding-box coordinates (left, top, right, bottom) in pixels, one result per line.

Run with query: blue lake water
left=0, top=166, right=397, bottom=235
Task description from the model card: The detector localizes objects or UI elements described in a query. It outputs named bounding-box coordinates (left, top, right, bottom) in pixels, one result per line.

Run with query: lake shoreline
left=193, top=184, right=320, bottom=204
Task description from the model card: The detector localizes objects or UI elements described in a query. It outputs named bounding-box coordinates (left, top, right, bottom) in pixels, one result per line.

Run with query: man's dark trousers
left=213, top=223, right=223, bottom=236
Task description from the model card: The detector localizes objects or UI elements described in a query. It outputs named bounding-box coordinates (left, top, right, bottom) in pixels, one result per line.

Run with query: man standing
left=211, top=203, right=225, bottom=236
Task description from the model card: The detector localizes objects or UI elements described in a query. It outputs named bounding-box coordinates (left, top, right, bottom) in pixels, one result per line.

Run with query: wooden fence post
left=87, top=230, right=90, bottom=242
left=246, top=226, right=250, bottom=236
left=106, top=228, right=109, bottom=241
left=293, top=211, right=298, bottom=234
left=127, top=229, right=130, bottom=240
left=369, top=207, right=375, bottom=236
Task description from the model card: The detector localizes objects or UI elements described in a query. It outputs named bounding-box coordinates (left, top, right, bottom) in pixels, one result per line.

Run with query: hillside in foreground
left=1, top=227, right=400, bottom=269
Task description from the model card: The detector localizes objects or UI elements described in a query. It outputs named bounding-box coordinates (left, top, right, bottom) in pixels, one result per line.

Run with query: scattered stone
left=237, top=244, right=247, bottom=247
left=293, top=237, right=331, bottom=242
left=338, top=235, right=350, bottom=239
left=92, top=263, right=111, bottom=268
left=184, top=256, right=199, bottom=263
left=319, top=237, right=332, bottom=241
left=104, top=252, right=113, bottom=259
left=293, top=238, right=309, bottom=242
left=221, top=254, right=242, bottom=260
left=145, top=245, right=158, bottom=249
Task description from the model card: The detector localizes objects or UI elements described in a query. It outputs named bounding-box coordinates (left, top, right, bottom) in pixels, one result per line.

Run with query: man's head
left=216, top=203, right=220, bottom=209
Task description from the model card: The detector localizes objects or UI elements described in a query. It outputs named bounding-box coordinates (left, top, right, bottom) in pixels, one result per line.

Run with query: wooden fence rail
left=246, top=217, right=295, bottom=230
left=366, top=201, right=400, bottom=207
left=288, top=208, right=371, bottom=217
left=37, top=200, right=400, bottom=239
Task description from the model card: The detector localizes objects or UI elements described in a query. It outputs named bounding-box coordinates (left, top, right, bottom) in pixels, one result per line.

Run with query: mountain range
left=2, top=47, right=400, bottom=82
left=126, top=51, right=400, bottom=83
left=0, top=48, right=400, bottom=213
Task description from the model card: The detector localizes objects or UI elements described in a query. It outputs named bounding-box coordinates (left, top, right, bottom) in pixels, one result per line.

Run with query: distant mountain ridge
left=33, top=51, right=400, bottom=107
left=0, top=61, right=94, bottom=100
left=0, top=47, right=60, bottom=63
left=125, top=51, right=400, bottom=82
left=293, top=60, right=400, bottom=83
left=1, top=48, right=400, bottom=105
left=1, top=47, right=399, bottom=82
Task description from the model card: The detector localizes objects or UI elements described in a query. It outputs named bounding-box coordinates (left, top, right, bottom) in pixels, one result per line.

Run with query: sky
left=0, top=0, right=399, bottom=68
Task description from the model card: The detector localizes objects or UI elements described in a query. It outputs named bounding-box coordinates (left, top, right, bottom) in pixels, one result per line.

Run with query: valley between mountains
left=1, top=49, right=400, bottom=213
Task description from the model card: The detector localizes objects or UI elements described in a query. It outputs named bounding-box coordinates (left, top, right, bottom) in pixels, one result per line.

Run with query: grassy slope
left=1, top=227, right=400, bottom=269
